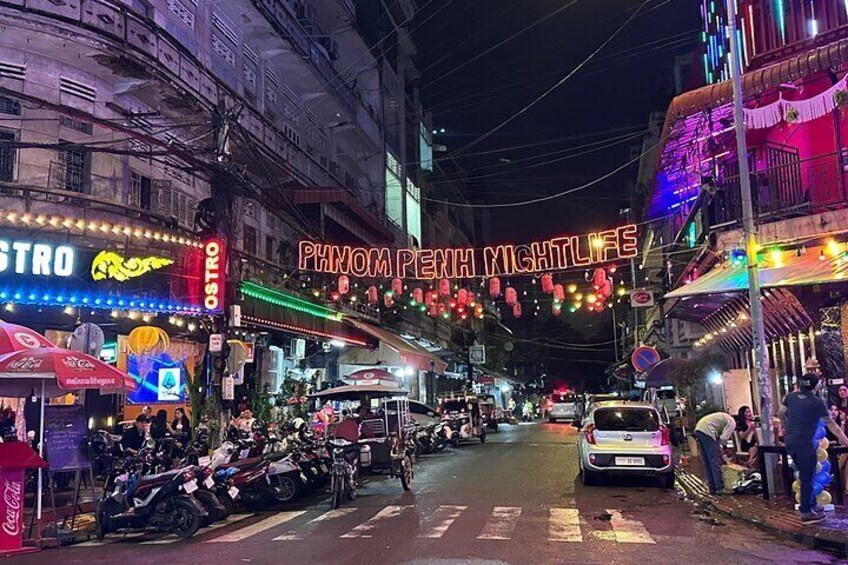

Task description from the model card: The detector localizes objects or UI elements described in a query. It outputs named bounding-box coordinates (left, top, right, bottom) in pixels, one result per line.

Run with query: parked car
left=548, top=391, right=583, bottom=423
left=384, top=399, right=441, bottom=427
left=576, top=401, right=674, bottom=488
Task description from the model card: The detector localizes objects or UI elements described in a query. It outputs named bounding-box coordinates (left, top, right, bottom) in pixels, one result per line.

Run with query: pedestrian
left=736, top=405, right=759, bottom=469
left=694, top=411, right=736, bottom=495
left=835, top=385, right=848, bottom=422
left=779, top=373, right=848, bottom=524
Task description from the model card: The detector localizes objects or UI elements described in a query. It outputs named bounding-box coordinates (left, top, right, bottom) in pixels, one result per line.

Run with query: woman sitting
left=736, top=405, right=759, bottom=468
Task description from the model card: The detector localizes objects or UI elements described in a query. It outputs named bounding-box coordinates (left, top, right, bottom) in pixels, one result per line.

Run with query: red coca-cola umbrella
left=0, top=348, right=126, bottom=397
left=344, top=368, right=401, bottom=384
left=0, top=322, right=54, bottom=353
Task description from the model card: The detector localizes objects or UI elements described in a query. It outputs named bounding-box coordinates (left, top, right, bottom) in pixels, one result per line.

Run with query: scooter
left=96, top=447, right=208, bottom=540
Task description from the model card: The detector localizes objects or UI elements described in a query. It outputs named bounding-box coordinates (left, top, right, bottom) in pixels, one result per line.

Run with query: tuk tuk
left=437, top=391, right=487, bottom=444
left=310, top=378, right=415, bottom=498
left=478, top=393, right=499, bottom=432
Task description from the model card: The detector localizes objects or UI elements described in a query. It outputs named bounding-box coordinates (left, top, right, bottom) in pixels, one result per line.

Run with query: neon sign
left=203, top=238, right=225, bottom=311
left=90, top=251, right=174, bottom=282
left=298, top=224, right=638, bottom=279
left=0, top=239, right=75, bottom=277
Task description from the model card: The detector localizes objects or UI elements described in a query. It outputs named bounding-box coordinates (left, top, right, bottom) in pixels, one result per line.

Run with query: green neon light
left=240, top=281, right=344, bottom=322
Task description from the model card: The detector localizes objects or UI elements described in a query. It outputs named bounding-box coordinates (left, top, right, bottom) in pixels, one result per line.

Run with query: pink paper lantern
left=457, top=288, right=468, bottom=305
left=513, top=303, right=522, bottom=318
left=541, top=274, right=554, bottom=294
left=367, top=285, right=378, bottom=304
left=505, top=287, right=517, bottom=306
left=439, top=278, right=451, bottom=296
left=412, top=287, right=424, bottom=304
left=553, top=284, right=565, bottom=302
left=489, top=277, right=501, bottom=298
left=338, top=275, right=350, bottom=295
left=392, top=278, right=403, bottom=296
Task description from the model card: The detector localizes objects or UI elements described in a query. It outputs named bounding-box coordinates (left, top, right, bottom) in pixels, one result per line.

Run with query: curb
left=675, top=468, right=848, bottom=557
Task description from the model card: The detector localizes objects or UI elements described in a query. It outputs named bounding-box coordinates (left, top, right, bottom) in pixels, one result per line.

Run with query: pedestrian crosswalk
left=78, top=504, right=663, bottom=547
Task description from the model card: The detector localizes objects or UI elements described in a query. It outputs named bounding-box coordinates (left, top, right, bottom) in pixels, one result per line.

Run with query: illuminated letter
left=432, top=249, right=450, bottom=279
left=598, top=229, right=618, bottom=262
left=417, top=249, right=435, bottom=278
left=11, top=242, right=31, bottom=274
left=484, top=245, right=511, bottom=277
left=369, top=248, right=393, bottom=278
left=333, top=246, right=351, bottom=275
left=53, top=245, right=75, bottom=277
left=617, top=224, right=638, bottom=258
left=0, top=240, right=8, bottom=272
left=549, top=238, right=570, bottom=269
left=298, top=241, right=316, bottom=271
left=454, top=248, right=475, bottom=278
left=511, top=244, right=536, bottom=274
left=314, top=244, right=331, bottom=273
left=31, top=244, right=52, bottom=275
left=396, top=249, right=415, bottom=278
left=570, top=236, right=592, bottom=267
left=531, top=241, right=554, bottom=272
left=350, top=247, right=369, bottom=277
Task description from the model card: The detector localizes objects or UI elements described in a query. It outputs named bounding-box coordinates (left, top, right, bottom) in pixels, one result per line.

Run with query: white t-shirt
left=695, top=412, right=736, bottom=442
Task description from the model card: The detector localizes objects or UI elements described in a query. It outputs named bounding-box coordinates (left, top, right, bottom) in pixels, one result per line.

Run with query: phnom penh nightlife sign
left=298, top=224, right=637, bottom=280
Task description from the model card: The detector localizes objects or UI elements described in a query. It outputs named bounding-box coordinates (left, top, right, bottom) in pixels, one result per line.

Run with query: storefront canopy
left=345, top=318, right=448, bottom=373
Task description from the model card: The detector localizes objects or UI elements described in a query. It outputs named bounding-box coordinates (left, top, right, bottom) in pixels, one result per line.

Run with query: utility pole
left=726, top=0, right=776, bottom=478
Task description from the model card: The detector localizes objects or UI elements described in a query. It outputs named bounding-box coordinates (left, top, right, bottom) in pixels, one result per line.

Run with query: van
left=549, top=391, right=583, bottom=423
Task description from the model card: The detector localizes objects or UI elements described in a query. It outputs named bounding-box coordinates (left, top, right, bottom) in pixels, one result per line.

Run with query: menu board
left=43, top=405, right=89, bottom=472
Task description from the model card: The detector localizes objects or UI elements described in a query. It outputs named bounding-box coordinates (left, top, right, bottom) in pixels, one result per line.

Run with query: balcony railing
left=707, top=151, right=845, bottom=227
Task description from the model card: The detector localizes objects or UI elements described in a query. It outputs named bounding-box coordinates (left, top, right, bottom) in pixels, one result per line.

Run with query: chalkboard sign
left=43, top=405, right=89, bottom=472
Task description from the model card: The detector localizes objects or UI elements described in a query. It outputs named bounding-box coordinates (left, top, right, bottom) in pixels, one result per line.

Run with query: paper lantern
left=127, top=326, right=170, bottom=355
left=513, top=303, right=522, bottom=318
left=567, top=283, right=577, bottom=294
left=594, top=303, right=604, bottom=313
left=439, top=278, right=451, bottom=296
left=338, top=275, right=350, bottom=295
left=384, top=292, right=394, bottom=308
left=466, top=291, right=475, bottom=306
left=457, top=288, right=468, bottom=305
left=412, top=287, right=424, bottom=304
left=593, top=267, right=607, bottom=289
left=541, top=274, right=554, bottom=294
left=505, top=287, right=517, bottom=306
left=429, top=303, right=439, bottom=317
left=367, top=285, right=378, bottom=304
left=392, top=278, right=403, bottom=296
left=489, top=277, right=501, bottom=298
left=425, top=290, right=437, bottom=305
left=601, top=278, right=612, bottom=298
left=553, top=284, right=565, bottom=302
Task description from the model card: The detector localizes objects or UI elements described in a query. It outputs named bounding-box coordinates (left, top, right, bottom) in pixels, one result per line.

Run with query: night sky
left=412, top=0, right=702, bottom=384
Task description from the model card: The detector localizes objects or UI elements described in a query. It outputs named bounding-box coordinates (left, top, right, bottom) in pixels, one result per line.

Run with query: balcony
left=707, top=150, right=845, bottom=227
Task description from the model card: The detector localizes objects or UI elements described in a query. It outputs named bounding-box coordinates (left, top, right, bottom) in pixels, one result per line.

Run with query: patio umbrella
left=344, top=368, right=401, bottom=384
left=641, top=358, right=688, bottom=387
left=0, top=321, right=54, bottom=353
left=0, top=347, right=130, bottom=523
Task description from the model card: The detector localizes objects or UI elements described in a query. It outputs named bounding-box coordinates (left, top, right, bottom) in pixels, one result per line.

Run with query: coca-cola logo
left=61, top=355, right=95, bottom=370
left=2, top=479, right=22, bottom=537
left=7, top=357, right=42, bottom=371
left=13, top=332, right=41, bottom=349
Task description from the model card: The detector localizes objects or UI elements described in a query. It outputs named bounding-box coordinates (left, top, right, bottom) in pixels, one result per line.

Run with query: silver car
left=548, top=391, right=583, bottom=423
left=576, top=401, right=674, bottom=488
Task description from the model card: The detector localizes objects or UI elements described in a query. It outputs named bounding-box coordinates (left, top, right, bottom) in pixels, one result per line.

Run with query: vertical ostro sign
left=203, top=238, right=225, bottom=312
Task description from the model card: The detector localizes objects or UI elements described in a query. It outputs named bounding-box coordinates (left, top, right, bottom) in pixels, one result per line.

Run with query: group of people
left=120, top=405, right=192, bottom=454
left=695, top=373, right=848, bottom=524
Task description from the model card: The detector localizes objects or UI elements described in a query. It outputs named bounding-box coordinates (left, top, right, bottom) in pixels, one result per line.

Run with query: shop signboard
left=209, top=334, right=224, bottom=353
left=469, top=345, right=486, bottom=365
left=222, top=376, right=235, bottom=400
left=244, top=342, right=255, bottom=363
left=202, top=238, right=225, bottom=312
left=43, top=405, right=89, bottom=472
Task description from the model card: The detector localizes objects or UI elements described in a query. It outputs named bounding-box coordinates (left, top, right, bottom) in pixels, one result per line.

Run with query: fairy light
left=242, top=314, right=369, bottom=347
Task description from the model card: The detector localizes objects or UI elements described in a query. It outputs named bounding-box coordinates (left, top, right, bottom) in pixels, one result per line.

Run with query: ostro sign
left=203, top=238, right=225, bottom=311
left=299, top=225, right=638, bottom=279
left=0, top=239, right=75, bottom=277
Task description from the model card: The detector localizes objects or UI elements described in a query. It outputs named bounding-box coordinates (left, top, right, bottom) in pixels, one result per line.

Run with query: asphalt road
left=10, top=422, right=842, bottom=565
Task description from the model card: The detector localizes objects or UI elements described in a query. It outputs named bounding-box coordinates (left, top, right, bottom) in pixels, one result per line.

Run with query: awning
left=346, top=318, right=448, bottom=373
left=666, top=245, right=848, bottom=300
left=294, top=188, right=395, bottom=242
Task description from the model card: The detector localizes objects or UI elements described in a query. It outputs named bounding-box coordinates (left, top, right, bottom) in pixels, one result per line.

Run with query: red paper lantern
left=425, top=290, right=437, bottom=305
left=541, top=274, right=554, bottom=294
left=601, top=278, right=612, bottom=298
left=513, top=303, right=522, bottom=318
left=392, top=278, right=403, bottom=296
left=489, top=277, right=501, bottom=298
left=553, top=284, right=565, bottom=302
left=439, top=278, right=451, bottom=296
left=367, top=285, right=378, bottom=304
left=505, top=287, right=517, bottom=306
left=412, top=287, right=424, bottom=304
left=593, top=267, right=607, bottom=290
left=384, top=292, right=394, bottom=307
left=338, top=275, right=350, bottom=295
left=466, top=291, right=475, bottom=306
left=594, top=303, right=604, bottom=313
left=457, top=288, right=468, bottom=305
left=429, top=303, right=439, bottom=317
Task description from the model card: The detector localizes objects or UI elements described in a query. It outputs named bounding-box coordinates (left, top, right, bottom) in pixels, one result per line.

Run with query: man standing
left=694, top=411, right=736, bottom=495
left=779, top=373, right=848, bottom=524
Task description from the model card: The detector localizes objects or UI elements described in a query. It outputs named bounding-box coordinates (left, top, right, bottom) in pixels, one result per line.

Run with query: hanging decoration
left=741, top=74, right=848, bottom=129
left=489, top=277, right=501, bottom=298
left=505, top=287, right=517, bottom=306
left=384, top=292, right=394, bottom=308
left=466, top=291, right=476, bottom=306
left=553, top=284, right=565, bottom=303
left=392, top=278, right=403, bottom=296
left=429, top=303, right=439, bottom=317
left=367, top=285, right=378, bottom=305
left=592, top=267, right=607, bottom=290
left=835, top=88, right=848, bottom=110
left=541, top=274, right=554, bottom=294
left=457, top=288, right=468, bottom=305
left=512, top=303, right=522, bottom=318
left=127, top=326, right=170, bottom=356
left=412, top=287, right=424, bottom=304
left=439, top=278, right=451, bottom=296
left=338, top=275, right=350, bottom=295
left=552, top=302, right=562, bottom=316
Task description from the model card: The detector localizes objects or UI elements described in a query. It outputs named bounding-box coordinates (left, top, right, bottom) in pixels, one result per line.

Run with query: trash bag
left=733, top=471, right=763, bottom=495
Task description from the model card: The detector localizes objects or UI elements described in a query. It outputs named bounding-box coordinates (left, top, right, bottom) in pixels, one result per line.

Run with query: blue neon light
left=0, top=285, right=202, bottom=314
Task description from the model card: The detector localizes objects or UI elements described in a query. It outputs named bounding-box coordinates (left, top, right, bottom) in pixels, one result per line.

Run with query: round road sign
left=631, top=345, right=660, bottom=372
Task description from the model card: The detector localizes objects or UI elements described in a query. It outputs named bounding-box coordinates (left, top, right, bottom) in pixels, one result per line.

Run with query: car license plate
left=615, top=457, right=645, bottom=466
left=228, top=486, right=240, bottom=500
left=183, top=480, right=199, bottom=494
left=198, top=456, right=211, bottom=466
left=203, top=476, right=215, bottom=489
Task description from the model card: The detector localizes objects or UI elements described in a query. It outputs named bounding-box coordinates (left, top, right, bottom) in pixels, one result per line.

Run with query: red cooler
left=0, top=443, right=47, bottom=557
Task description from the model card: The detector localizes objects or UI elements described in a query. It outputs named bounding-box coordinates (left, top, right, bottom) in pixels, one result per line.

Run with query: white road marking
left=606, top=509, right=655, bottom=544
left=206, top=511, right=305, bottom=543
left=273, top=508, right=357, bottom=540
left=477, top=506, right=523, bottom=540
left=340, top=505, right=411, bottom=539
left=138, top=514, right=254, bottom=545
left=418, top=505, right=467, bottom=538
left=76, top=533, right=149, bottom=547
left=548, top=508, right=582, bottom=542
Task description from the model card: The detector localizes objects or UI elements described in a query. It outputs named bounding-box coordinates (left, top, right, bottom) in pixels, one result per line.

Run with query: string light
left=241, top=281, right=344, bottom=322
left=242, top=315, right=369, bottom=346
left=0, top=287, right=201, bottom=314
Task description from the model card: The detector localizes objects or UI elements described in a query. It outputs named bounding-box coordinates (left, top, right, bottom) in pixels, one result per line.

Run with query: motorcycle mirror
left=145, top=438, right=156, bottom=449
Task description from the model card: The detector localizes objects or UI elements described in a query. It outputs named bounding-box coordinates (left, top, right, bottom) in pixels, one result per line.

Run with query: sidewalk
left=676, top=464, right=848, bottom=557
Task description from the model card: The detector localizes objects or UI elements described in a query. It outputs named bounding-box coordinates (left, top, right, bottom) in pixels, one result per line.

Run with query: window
left=405, top=180, right=421, bottom=245
left=419, top=122, right=432, bottom=172
left=58, top=146, right=89, bottom=193
left=0, top=96, right=20, bottom=116
left=129, top=170, right=152, bottom=209
left=265, top=235, right=275, bottom=262
left=0, top=130, right=14, bottom=181
left=593, top=409, right=659, bottom=432
left=243, top=225, right=257, bottom=255
left=385, top=152, right=403, bottom=227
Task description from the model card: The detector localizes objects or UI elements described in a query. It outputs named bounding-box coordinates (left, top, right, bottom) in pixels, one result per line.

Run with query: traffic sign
left=631, top=345, right=660, bottom=372
left=469, top=345, right=486, bottom=365
left=630, top=290, right=655, bottom=308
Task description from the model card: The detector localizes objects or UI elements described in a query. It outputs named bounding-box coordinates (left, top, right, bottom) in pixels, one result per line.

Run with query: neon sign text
left=299, top=224, right=638, bottom=279
left=0, top=240, right=75, bottom=277
left=203, top=238, right=225, bottom=311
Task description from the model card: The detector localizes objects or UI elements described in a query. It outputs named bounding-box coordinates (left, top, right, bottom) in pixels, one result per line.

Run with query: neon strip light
left=0, top=211, right=202, bottom=248
left=748, top=4, right=756, bottom=55
left=775, top=0, right=786, bottom=44
left=240, top=281, right=344, bottom=321
left=242, top=315, right=368, bottom=347
left=0, top=286, right=202, bottom=314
